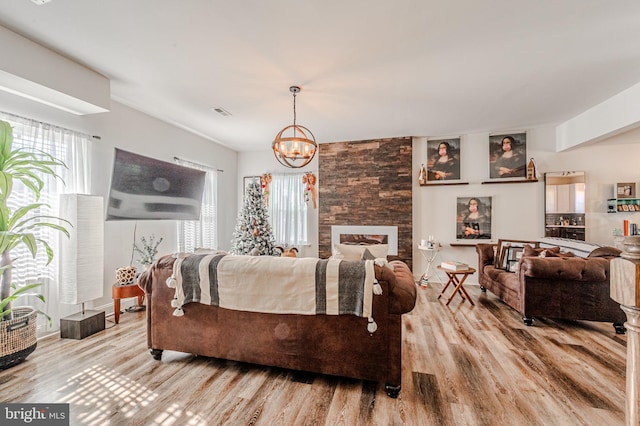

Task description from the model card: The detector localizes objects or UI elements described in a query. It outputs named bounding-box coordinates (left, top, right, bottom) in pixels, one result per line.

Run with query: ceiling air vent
left=31, top=0, right=54, bottom=5
left=212, top=107, right=231, bottom=117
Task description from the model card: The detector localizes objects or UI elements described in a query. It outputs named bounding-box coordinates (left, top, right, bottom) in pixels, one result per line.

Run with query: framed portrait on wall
left=426, top=138, right=461, bottom=181
left=456, top=196, right=492, bottom=240
left=489, top=133, right=527, bottom=179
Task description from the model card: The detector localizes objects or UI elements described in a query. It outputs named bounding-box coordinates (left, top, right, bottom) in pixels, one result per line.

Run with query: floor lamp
left=59, top=194, right=105, bottom=339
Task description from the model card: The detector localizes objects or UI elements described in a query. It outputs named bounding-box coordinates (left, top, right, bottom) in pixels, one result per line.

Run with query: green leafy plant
left=0, top=281, right=50, bottom=323
left=133, top=234, right=163, bottom=266
left=0, top=119, right=70, bottom=321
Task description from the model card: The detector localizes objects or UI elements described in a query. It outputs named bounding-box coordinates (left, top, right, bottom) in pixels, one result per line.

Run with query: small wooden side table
left=112, top=282, right=145, bottom=324
left=437, top=266, right=476, bottom=306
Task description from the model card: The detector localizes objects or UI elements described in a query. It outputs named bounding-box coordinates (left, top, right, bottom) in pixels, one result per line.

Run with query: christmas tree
left=230, top=182, right=280, bottom=256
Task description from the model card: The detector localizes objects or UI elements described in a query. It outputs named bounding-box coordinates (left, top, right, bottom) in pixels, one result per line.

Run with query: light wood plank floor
left=0, top=283, right=627, bottom=425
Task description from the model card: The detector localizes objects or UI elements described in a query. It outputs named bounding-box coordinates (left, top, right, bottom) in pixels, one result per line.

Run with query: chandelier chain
left=292, top=91, right=297, bottom=126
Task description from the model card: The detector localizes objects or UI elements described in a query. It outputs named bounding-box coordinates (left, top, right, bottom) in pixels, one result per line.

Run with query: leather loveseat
left=138, top=254, right=417, bottom=398
left=476, top=243, right=626, bottom=333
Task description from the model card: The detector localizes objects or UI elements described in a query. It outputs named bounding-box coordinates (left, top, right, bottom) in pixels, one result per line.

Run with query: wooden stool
left=112, top=282, right=145, bottom=324
left=437, top=266, right=476, bottom=306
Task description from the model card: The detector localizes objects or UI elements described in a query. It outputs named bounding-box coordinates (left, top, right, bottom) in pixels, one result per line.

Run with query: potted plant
left=0, top=119, right=69, bottom=369
left=133, top=234, right=163, bottom=271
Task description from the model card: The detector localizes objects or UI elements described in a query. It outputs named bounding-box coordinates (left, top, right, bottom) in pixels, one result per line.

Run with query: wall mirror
left=544, top=172, right=586, bottom=240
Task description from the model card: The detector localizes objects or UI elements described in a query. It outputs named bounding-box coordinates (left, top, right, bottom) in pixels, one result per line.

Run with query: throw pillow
left=588, top=246, right=622, bottom=258
left=361, top=248, right=377, bottom=260
left=522, top=244, right=560, bottom=258
left=333, top=243, right=389, bottom=261
left=538, top=250, right=559, bottom=258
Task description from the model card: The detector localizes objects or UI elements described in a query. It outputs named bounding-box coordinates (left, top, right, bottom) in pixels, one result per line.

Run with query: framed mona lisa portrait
left=456, top=196, right=492, bottom=240
left=426, top=138, right=461, bottom=181
left=489, top=132, right=527, bottom=179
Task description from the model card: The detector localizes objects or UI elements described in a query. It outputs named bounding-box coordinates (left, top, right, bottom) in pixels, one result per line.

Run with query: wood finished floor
left=0, top=283, right=628, bottom=425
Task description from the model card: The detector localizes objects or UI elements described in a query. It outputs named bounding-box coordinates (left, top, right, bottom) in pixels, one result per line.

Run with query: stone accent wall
left=318, top=137, right=413, bottom=268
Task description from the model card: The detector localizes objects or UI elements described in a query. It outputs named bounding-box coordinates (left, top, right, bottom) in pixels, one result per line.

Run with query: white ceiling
left=2, top=1, right=640, bottom=152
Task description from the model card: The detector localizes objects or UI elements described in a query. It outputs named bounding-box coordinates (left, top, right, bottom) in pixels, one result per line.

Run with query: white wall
left=237, top=151, right=319, bottom=258
left=556, top=81, right=640, bottom=151
left=0, top=91, right=238, bottom=313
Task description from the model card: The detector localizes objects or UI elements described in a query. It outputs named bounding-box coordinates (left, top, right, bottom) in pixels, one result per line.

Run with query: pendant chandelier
left=272, top=86, right=317, bottom=168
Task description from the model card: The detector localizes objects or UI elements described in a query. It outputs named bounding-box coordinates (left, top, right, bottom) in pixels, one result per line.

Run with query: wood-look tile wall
left=318, top=137, right=413, bottom=269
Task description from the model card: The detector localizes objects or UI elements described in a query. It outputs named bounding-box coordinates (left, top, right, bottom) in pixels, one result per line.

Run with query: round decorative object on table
left=622, top=236, right=640, bottom=260
left=115, top=266, right=137, bottom=284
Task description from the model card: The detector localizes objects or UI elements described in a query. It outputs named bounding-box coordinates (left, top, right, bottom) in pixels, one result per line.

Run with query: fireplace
left=331, top=226, right=398, bottom=255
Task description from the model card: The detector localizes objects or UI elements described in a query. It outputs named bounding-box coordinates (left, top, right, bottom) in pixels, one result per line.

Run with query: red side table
left=112, top=282, right=145, bottom=324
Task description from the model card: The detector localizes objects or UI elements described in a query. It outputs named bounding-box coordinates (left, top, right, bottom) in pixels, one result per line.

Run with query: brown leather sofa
left=138, top=254, right=417, bottom=398
left=476, top=244, right=626, bottom=333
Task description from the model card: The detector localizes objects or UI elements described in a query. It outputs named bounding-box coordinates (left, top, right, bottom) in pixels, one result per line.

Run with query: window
left=268, top=173, right=308, bottom=246
left=175, top=159, right=219, bottom=252
left=0, top=111, right=90, bottom=333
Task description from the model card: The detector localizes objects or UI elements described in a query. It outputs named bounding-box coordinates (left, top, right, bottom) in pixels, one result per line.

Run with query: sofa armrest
left=386, top=260, right=417, bottom=315
left=139, top=254, right=176, bottom=294
left=476, top=243, right=497, bottom=274
left=519, top=256, right=610, bottom=282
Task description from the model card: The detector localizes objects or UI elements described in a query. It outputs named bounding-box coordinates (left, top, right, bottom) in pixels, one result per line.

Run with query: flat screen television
left=106, top=148, right=206, bottom=221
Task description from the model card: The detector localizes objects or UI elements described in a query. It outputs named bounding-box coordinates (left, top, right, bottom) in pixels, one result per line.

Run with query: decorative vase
left=0, top=307, right=37, bottom=370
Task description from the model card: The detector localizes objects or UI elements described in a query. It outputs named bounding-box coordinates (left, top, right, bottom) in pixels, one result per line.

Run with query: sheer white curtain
left=268, top=173, right=308, bottom=246
left=0, top=111, right=90, bottom=333
left=175, top=159, right=219, bottom=252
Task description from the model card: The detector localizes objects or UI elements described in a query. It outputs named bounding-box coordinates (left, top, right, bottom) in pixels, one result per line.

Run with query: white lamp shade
left=59, top=194, right=104, bottom=304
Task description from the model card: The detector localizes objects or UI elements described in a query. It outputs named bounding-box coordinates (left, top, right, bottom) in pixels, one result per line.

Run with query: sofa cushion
left=485, top=266, right=520, bottom=293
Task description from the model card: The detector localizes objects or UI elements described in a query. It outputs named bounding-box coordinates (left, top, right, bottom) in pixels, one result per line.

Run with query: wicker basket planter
left=0, top=307, right=37, bottom=370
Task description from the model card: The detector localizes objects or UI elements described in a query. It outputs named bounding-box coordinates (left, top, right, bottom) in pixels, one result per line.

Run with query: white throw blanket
left=166, top=254, right=381, bottom=333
